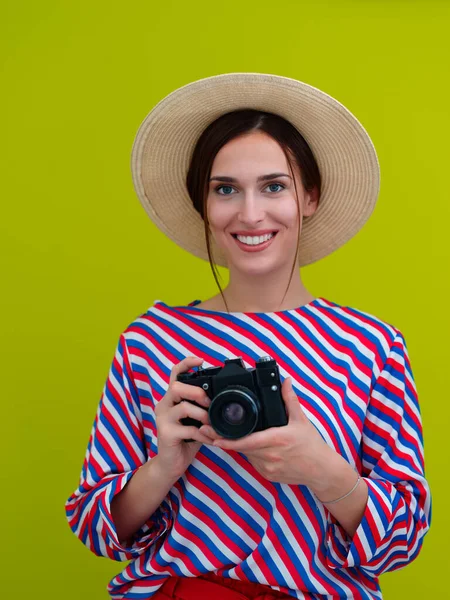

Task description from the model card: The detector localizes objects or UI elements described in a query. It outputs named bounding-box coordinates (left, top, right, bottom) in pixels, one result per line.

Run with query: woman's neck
left=209, top=270, right=314, bottom=313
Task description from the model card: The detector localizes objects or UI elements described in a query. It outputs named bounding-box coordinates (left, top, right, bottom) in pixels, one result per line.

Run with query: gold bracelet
left=317, top=472, right=361, bottom=505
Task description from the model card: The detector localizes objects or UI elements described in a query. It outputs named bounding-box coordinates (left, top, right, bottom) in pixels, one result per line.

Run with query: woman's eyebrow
left=209, top=173, right=292, bottom=183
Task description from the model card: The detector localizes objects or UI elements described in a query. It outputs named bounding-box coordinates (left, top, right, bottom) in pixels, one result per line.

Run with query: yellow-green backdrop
left=2, top=1, right=447, bottom=598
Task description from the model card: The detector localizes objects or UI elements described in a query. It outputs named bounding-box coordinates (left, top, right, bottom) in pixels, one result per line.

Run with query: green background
left=2, top=1, right=447, bottom=598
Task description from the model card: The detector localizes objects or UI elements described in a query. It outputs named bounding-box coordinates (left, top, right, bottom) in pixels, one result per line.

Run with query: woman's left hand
left=199, top=377, right=336, bottom=486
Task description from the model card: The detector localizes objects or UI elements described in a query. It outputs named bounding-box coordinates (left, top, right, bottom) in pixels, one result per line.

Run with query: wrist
left=309, top=449, right=357, bottom=499
left=145, top=456, right=180, bottom=489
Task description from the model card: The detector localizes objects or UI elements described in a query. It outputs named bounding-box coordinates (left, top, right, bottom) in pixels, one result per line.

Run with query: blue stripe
left=304, top=305, right=378, bottom=373
left=102, top=384, right=144, bottom=459
left=194, top=447, right=270, bottom=534
left=90, top=503, right=103, bottom=556
left=141, top=312, right=251, bottom=363
left=107, top=346, right=143, bottom=427
left=177, top=476, right=251, bottom=561
left=164, top=493, right=218, bottom=572
left=188, top=466, right=254, bottom=553
left=146, top=311, right=360, bottom=458
left=97, top=397, right=138, bottom=468
left=272, top=485, right=349, bottom=597
left=64, top=301, right=430, bottom=598
left=332, top=304, right=395, bottom=355
left=286, top=310, right=368, bottom=399
left=363, top=423, right=421, bottom=474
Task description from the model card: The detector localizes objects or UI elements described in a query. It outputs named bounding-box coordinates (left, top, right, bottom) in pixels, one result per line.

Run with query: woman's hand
left=199, top=377, right=335, bottom=487
left=154, top=356, right=215, bottom=481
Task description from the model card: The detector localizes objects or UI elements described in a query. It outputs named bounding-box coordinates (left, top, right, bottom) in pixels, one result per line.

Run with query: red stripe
left=179, top=486, right=247, bottom=561
left=299, top=308, right=373, bottom=383
left=101, top=397, right=143, bottom=467
left=146, top=307, right=358, bottom=459
left=63, top=300, right=430, bottom=598
left=188, top=468, right=260, bottom=546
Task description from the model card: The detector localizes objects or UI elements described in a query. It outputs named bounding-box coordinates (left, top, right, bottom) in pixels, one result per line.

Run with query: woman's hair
left=186, top=109, right=322, bottom=313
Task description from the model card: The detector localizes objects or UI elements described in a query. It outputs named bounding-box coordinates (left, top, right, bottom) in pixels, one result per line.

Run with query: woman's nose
left=237, top=192, right=266, bottom=223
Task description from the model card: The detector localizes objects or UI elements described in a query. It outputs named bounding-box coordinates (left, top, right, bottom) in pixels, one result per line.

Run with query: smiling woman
left=65, top=73, right=431, bottom=600
left=186, top=111, right=322, bottom=313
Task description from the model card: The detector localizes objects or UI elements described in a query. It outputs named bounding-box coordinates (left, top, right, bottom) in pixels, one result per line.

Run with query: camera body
left=177, top=356, right=288, bottom=439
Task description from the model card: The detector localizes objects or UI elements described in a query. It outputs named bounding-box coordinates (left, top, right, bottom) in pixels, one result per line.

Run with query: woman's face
left=206, top=130, right=318, bottom=273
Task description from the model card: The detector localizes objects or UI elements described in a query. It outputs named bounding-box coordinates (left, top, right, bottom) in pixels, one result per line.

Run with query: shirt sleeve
left=64, top=333, right=173, bottom=561
left=325, top=331, right=432, bottom=575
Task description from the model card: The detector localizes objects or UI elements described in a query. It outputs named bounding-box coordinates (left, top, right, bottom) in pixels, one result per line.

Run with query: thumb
left=282, top=377, right=306, bottom=423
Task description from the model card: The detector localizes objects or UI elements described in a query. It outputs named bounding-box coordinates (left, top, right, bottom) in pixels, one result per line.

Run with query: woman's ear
left=303, top=187, right=320, bottom=218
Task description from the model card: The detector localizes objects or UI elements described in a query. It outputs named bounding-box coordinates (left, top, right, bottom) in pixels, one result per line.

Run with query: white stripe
left=213, top=450, right=334, bottom=593
left=185, top=471, right=258, bottom=550
left=194, top=455, right=268, bottom=530
left=97, top=411, right=133, bottom=470
left=105, top=390, right=146, bottom=463
left=274, top=312, right=368, bottom=415
left=145, top=311, right=347, bottom=451
left=169, top=486, right=218, bottom=571
left=368, top=478, right=396, bottom=517
left=308, top=305, right=380, bottom=366
left=157, top=533, right=198, bottom=577
left=368, top=389, right=424, bottom=473
left=291, top=309, right=372, bottom=389
left=320, top=305, right=395, bottom=359
left=227, top=555, right=270, bottom=586
left=176, top=475, right=243, bottom=563
left=281, top=484, right=355, bottom=597
left=82, top=303, right=429, bottom=598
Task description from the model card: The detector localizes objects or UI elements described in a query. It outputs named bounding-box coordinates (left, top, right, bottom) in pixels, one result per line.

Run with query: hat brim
left=131, top=72, right=380, bottom=267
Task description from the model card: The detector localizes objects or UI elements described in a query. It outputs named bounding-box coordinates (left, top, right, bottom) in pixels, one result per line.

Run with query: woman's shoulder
left=111, top=301, right=169, bottom=345
left=117, top=298, right=208, bottom=342
left=320, top=297, right=399, bottom=330
left=314, top=298, right=404, bottom=354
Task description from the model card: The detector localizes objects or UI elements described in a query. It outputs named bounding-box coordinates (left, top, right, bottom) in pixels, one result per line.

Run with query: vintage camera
left=177, top=356, right=288, bottom=440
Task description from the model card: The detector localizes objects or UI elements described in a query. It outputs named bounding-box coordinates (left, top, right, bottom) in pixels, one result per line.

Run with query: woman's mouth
left=231, top=231, right=278, bottom=253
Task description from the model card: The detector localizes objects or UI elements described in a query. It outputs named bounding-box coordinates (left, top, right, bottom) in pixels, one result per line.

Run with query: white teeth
left=236, top=233, right=274, bottom=245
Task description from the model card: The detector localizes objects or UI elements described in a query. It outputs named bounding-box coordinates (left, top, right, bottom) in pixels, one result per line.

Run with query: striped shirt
left=65, top=297, right=432, bottom=599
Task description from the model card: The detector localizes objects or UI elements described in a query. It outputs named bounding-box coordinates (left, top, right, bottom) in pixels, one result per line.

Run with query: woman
left=65, top=73, right=431, bottom=600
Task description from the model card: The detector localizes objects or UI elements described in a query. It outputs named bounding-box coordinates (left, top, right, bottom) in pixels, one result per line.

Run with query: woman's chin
left=225, top=251, right=283, bottom=274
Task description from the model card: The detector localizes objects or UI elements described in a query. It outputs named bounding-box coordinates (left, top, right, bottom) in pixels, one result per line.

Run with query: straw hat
left=130, top=72, right=380, bottom=267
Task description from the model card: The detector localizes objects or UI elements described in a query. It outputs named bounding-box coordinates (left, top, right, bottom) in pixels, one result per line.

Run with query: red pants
left=153, top=572, right=292, bottom=599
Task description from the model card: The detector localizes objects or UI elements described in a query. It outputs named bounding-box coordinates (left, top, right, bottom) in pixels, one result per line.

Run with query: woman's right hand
left=153, top=356, right=215, bottom=480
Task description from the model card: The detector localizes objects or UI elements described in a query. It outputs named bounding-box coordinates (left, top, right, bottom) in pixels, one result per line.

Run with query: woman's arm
left=321, top=331, right=432, bottom=576
left=111, top=456, right=178, bottom=546
left=65, top=334, right=173, bottom=561
left=309, top=451, right=368, bottom=537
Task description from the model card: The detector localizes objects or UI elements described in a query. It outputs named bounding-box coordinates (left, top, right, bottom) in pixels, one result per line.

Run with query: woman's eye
left=215, top=182, right=285, bottom=195
left=216, top=185, right=236, bottom=195
left=266, top=183, right=285, bottom=193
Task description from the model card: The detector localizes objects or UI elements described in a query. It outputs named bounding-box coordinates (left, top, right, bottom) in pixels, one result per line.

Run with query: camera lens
left=209, top=386, right=260, bottom=439
left=221, top=402, right=246, bottom=425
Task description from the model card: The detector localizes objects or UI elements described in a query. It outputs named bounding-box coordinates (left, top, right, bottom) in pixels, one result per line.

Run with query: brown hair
left=186, top=109, right=321, bottom=313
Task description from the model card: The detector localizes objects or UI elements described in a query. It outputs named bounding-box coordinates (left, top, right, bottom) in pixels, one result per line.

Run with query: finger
left=282, top=377, right=306, bottom=423
left=169, top=356, right=204, bottom=385
left=212, top=429, right=278, bottom=451
left=173, top=424, right=215, bottom=445
left=168, top=381, right=211, bottom=409
left=171, top=401, right=210, bottom=426
left=198, top=425, right=222, bottom=441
